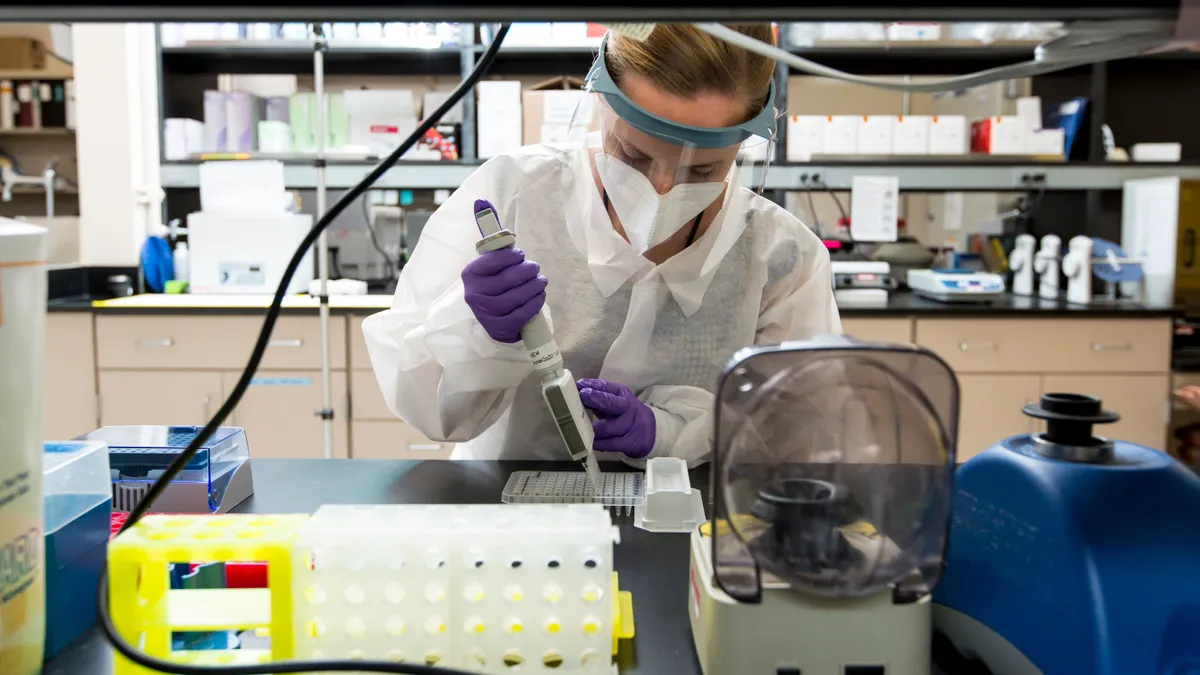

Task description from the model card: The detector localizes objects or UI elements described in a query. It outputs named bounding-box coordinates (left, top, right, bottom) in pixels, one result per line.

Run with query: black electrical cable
left=804, top=186, right=820, bottom=234
left=96, top=24, right=511, bottom=675
left=822, top=180, right=848, bottom=221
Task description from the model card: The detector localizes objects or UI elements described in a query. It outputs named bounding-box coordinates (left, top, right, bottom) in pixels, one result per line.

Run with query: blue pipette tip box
left=73, top=425, right=255, bottom=514
left=43, top=440, right=111, bottom=658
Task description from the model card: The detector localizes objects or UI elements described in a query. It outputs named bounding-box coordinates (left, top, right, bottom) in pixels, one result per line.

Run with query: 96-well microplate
left=502, top=471, right=644, bottom=516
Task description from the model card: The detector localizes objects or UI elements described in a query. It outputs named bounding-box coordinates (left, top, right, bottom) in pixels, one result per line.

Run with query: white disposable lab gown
left=362, top=141, right=841, bottom=466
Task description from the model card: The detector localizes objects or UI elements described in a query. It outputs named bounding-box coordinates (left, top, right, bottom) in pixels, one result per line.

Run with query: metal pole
left=313, top=25, right=335, bottom=459
left=458, top=23, right=476, bottom=162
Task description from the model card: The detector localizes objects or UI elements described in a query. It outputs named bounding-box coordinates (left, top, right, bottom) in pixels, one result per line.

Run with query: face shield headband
left=585, top=32, right=778, bottom=150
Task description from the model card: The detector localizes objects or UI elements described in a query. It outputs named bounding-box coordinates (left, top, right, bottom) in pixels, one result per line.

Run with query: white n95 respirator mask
left=593, top=153, right=725, bottom=255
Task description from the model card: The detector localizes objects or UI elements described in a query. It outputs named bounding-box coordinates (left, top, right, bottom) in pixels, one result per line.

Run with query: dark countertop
left=849, top=291, right=1176, bottom=317
left=44, top=459, right=973, bottom=675
left=46, top=292, right=1178, bottom=318
left=43, top=460, right=710, bottom=675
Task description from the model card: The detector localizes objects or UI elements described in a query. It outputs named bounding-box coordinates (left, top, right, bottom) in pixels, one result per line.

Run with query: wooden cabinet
left=955, top=374, right=1042, bottom=462
left=223, top=370, right=349, bottom=459
left=916, top=317, right=1172, bottom=455
left=915, top=318, right=1170, bottom=374
left=1042, top=374, right=1170, bottom=450
left=351, top=421, right=454, bottom=460
left=350, top=315, right=373, bottom=371
left=350, top=359, right=453, bottom=459
left=841, top=317, right=912, bottom=343
left=79, top=310, right=1175, bottom=462
left=98, top=370, right=223, bottom=426
left=95, top=315, right=348, bottom=370
left=95, top=314, right=352, bottom=458
left=44, top=313, right=98, bottom=439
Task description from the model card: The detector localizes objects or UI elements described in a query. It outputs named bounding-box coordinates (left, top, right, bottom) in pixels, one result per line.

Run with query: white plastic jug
left=0, top=219, right=47, bottom=674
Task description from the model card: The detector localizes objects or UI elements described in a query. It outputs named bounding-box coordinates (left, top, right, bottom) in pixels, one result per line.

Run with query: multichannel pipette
left=473, top=199, right=603, bottom=486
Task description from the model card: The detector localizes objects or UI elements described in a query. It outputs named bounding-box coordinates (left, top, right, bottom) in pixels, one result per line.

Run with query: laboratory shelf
left=160, top=160, right=479, bottom=189
left=160, top=160, right=1200, bottom=191
left=160, top=43, right=466, bottom=76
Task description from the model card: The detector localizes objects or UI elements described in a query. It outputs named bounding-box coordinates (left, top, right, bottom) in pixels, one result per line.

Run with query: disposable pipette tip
left=582, top=453, right=602, bottom=490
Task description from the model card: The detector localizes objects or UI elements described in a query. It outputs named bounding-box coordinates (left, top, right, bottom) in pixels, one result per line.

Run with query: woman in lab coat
left=363, top=24, right=841, bottom=466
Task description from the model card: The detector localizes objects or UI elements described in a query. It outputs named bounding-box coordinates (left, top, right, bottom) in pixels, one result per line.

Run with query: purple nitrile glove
left=577, top=378, right=656, bottom=459
left=462, top=246, right=547, bottom=344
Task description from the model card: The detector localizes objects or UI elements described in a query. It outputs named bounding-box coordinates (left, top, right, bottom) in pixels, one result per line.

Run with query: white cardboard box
left=929, top=115, right=968, bottom=155
left=478, top=106, right=523, bottom=158
left=1029, top=128, right=1066, bottom=157
left=163, top=118, right=204, bottom=160
left=477, top=80, right=523, bottom=107
left=342, top=89, right=418, bottom=155
left=976, top=116, right=1030, bottom=155
left=892, top=116, right=930, bottom=155
left=786, top=116, right=825, bottom=161
left=1131, top=142, right=1182, bottom=162
left=824, top=116, right=860, bottom=156
left=858, top=116, right=895, bottom=155
left=477, top=81, right=524, bottom=157
left=1017, top=96, right=1043, bottom=131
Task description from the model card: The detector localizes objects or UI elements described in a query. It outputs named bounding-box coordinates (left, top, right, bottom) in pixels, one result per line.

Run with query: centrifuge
left=690, top=336, right=959, bottom=675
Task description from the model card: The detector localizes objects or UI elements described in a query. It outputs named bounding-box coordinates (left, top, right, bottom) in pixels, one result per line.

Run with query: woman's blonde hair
left=606, top=24, right=777, bottom=122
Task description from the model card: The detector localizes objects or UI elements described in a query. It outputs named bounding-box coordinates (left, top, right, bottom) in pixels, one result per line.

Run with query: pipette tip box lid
left=73, top=425, right=254, bottom=514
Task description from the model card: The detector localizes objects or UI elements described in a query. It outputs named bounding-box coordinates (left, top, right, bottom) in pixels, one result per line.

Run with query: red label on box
left=369, top=125, right=400, bottom=134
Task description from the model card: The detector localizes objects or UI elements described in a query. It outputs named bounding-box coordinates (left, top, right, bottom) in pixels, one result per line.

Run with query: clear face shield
left=571, top=34, right=778, bottom=257
left=710, top=339, right=960, bottom=604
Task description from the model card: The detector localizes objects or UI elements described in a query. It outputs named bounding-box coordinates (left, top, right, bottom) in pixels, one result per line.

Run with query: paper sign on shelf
left=943, top=192, right=964, bottom=232
left=849, top=175, right=900, bottom=242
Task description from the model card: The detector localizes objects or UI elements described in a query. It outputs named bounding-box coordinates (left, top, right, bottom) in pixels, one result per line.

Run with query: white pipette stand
left=1034, top=234, right=1062, bottom=300
left=1063, top=235, right=1093, bottom=305
left=1010, top=234, right=1037, bottom=297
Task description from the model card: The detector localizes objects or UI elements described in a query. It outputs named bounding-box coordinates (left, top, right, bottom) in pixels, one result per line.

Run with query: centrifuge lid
left=710, top=337, right=959, bottom=603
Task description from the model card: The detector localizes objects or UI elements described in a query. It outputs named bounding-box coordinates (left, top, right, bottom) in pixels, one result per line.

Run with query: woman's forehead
left=607, top=116, right=737, bottom=164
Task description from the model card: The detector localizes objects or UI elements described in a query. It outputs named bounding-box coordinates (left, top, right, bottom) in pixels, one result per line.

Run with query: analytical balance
left=907, top=268, right=1005, bottom=303
left=690, top=337, right=959, bottom=675
left=934, top=393, right=1200, bottom=675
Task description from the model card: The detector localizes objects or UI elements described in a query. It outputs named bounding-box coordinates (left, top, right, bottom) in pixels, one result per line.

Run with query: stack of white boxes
left=477, top=81, right=524, bottom=159
left=342, top=89, right=418, bottom=156
left=786, top=114, right=969, bottom=160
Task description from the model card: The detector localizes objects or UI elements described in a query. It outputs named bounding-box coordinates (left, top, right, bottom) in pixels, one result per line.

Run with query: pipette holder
left=1034, top=234, right=1062, bottom=300
left=1063, top=235, right=1093, bottom=305
left=1009, top=234, right=1037, bottom=297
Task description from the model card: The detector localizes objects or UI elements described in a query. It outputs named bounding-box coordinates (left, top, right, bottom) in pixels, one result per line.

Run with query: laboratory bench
left=43, top=292, right=1178, bottom=463
left=43, top=459, right=968, bottom=675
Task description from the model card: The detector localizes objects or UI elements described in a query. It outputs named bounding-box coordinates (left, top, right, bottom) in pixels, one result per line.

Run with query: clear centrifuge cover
left=711, top=337, right=959, bottom=603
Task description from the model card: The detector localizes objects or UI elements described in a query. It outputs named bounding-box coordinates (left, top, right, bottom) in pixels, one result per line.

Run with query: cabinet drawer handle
left=135, top=338, right=174, bottom=348
left=959, top=341, right=997, bottom=351
left=269, top=339, right=304, bottom=348
left=408, top=443, right=443, bottom=452
left=1091, top=342, right=1132, bottom=352
left=201, top=395, right=211, bottom=420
